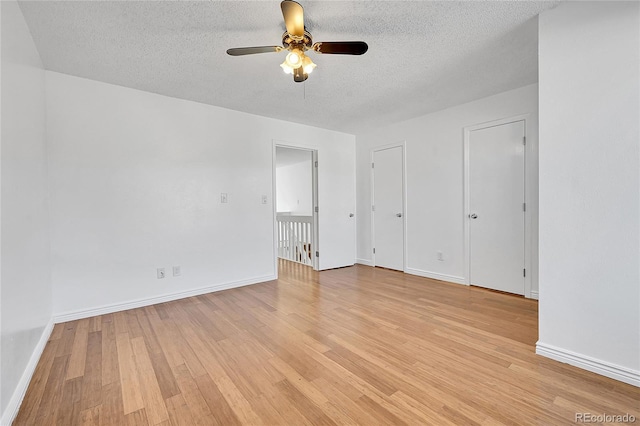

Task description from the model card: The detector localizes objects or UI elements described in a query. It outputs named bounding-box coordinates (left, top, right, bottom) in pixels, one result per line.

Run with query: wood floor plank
left=135, top=307, right=164, bottom=354
left=55, top=321, right=79, bottom=357
left=148, top=349, right=181, bottom=401
left=15, top=260, right=640, bottom=425
left=130, top=336, right=170, bottom=425
left=257, top=383, right=314, bottom=426
left=211, top=374, right=263, bottom=425
left=123, top=408, right=147, bottom=426
left=216, top=336, right=275, bottom=401
left=55, top=377, right=83, bottom=426
left=162, top=318, right=208, bottom=378
left=100, top=315, right=120, bottom=387
left=99, top=382, right=125, bottom=426
left=115, top=332, right=145, bottom=415
left=172, top=363, right=214, bottom=424
left=247, top=394, right=290, bottom=426
left=79, top=405, right=101, bottom=426
left=355, top=394, right=407, bottom=426
left=113, top=311, right=129, bottom=335
left=49, top=323, right=65, bottom=341
left=323, top=348, right=398, bottom=396
left=126, top=311, right=144, bottom=339
left=268, top=356, right=329, bottom=406
left=165, top=393, right=196, bottom=426
left=80, top=331, right=103, bottom=410
left=241, top=345, right=288, bottom=386
left=175, top=325, right=228, bottom=382
left=274, top=379, right=337, bottom=426
left=35, top=354, right=70, bottom=422
left=389, top=390, right=458, bottom=426
left=153, top=302, right=172, bottom=320
left=192, top=372, right=241, bottom=426
left=144, top=306, right=183, bottom=371
left=311, top=377, right=388, bottom=426
left=89, top=315, right=102, bottom=333
left=13, top=339, right=60, bottom=425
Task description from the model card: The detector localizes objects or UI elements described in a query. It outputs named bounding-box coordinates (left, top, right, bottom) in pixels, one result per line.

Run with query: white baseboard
left=404, top=268, right=466, bottom=285
left=1, top=319, right=55, bottom=426
left=536, top=342, right=640, bottom=387
left=355, top=258, right=374, bottom=267
left=530, top=290, right=539, bottom=300
left=54, top=274, right=276, bottom=323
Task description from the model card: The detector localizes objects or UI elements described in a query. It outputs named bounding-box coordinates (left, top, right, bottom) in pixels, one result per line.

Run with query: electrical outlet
left=172, top=266, right=181, bottom=277
left=157, top=268, right=165, bottom=279
left=221, top=193, right=228, bottom=203
left=437, top=251, right=444, bottom=261
left=261, top=195, right=268, bottom=204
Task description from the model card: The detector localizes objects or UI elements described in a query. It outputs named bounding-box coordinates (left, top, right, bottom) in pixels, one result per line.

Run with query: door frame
left=371, top=141, right=407, bottom=271
left=463, top=114, right=533, bottom=298
left=272, top=142, right=319, bottom=272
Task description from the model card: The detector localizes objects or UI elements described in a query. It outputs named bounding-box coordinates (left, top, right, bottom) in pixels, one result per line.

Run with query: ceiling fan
left=226, top=0, right=368, bottom=83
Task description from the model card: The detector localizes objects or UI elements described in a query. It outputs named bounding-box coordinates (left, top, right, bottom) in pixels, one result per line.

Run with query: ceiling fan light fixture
left=226, top=1, right=368, bottom=83
left=280, top=61, right=294, bottom=74
left=302, top=55, right=316, bottom=74
left=285, top=49, right=304, bottom=68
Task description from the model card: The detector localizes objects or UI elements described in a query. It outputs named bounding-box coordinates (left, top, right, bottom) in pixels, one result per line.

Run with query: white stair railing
left=276, top=215, right=313, bottom=266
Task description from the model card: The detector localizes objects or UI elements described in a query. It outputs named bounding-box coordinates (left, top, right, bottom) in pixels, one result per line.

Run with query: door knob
left=349, top=213, right=354, bottom=217
left=469, top=213, right=478, bottom=219
left=396, top=213, right=403, bottom=218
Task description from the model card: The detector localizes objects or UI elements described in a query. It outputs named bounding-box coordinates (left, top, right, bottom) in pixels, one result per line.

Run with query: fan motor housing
left=282, top=30, right=313, bottom=51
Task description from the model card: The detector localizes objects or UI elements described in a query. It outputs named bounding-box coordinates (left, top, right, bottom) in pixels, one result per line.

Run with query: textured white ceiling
left=18, top=1, right=559, bottom=134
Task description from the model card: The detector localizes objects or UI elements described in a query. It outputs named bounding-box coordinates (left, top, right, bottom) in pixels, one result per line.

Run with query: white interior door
left=373, top=145, right=404, bottom=271
left=469, top=121, right=525, bottom=294
left=316, top=149, right=356, bottom=270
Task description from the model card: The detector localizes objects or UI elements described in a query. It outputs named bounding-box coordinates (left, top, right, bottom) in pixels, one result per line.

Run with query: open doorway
left=274, top=145, right=319, bottom=270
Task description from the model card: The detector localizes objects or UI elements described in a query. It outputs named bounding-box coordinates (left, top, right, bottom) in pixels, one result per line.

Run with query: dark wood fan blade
left=281, top=1, right=304, bottom=38
left=226, top=46, right=283, bottom=56
left=312, top=41, right=368, bottom=55
left=293, top=67, right=308, bottom=83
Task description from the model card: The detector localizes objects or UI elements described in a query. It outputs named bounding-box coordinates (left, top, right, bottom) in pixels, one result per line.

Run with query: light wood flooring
left=15, top=260, right=639, bottom=425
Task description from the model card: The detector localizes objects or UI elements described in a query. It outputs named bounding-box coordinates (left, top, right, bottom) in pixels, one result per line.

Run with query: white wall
left=1, top=0, right=52, bottom=422
left=46, top=71, right=355, bottom=318
left=356, top=84, right=538, bottom=293
left=276, top=158, right=313, bottom=216
left=537, top=1, right=640, bottom=385
left=0, top=1, right=3, bottom=415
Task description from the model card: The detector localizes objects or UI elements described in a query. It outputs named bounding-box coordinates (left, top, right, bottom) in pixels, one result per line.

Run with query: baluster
left=302, top=223, right=306, bottom=263
left=279, top=221, right=283, bottom=258
left=306, top=222, right=310, bottom=263
left=305, top=222, right=309, bottom=264
left=275, top=217, right=314, bottom=265
left=286, top=221, right=290, bottom=261
left=289, top=222, right=294, bottom=262
left=297, top=221, right=301, bottom=262
left=282, top=221, right=286, bottom=259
